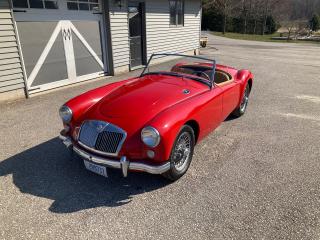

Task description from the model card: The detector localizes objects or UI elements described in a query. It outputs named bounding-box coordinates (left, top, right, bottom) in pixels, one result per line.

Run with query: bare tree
left=233, top=0, right=251, bottom=34
left=203, top=0, right=241, bottom=34
left=286, top=0, right=320, bottom=19
left=281, top=19, right=308, bottom=40
left=237, top=0, right=248, bottom=34
left=202, top=0, right=320, bottom=35
left=261, top=0, right=270, bottom=35
left=282, top=21, right=297, bottom=40
left=274, top=0, right=308, bottom=40
left=260, top=0, right=284, bottom=35
left=251, top=0, right=264, bottom=34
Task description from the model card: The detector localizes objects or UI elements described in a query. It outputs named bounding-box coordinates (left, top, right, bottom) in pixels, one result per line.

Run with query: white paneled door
left=13, top=0, right=107, bottom=93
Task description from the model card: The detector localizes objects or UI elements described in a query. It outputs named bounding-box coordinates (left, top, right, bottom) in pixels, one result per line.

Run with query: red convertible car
left=59, top=54, right=253, bottom=181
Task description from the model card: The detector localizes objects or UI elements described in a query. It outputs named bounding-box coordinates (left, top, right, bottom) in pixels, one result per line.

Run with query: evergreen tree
left=309, top=14, right=320, bottom=31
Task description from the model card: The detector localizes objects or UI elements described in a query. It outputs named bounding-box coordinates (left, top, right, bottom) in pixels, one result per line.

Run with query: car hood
left=75, top=74, right=208, bottom=145
left=90, top=74, right=208, bottom=119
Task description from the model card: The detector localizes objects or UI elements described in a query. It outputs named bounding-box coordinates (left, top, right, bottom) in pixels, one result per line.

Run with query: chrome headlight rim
left=59, top=105, right=73, bottom=123
left=141, top=126, right=161, bottom=148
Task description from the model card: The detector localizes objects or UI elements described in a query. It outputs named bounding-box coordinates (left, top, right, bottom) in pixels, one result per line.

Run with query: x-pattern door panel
left=17, top=20, right=104, bottom=92
left=13, top=0, right=106, bottom=93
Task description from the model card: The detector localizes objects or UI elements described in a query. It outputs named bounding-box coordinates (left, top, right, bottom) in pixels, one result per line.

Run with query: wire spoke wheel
left=172, top=132, right=192, bottom=172
left=240, top=85, right=250, bottom=113
left=163, top=125, right=195, bottom=181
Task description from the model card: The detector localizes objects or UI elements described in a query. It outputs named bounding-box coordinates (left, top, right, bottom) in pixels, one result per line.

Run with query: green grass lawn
left=212, top=32, right=280, bottom=42
left=211, top=32, right=320, bottom=44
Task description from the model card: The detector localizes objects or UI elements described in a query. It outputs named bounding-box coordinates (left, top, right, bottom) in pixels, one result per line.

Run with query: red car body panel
left=64, top=63, right=253, bottom=164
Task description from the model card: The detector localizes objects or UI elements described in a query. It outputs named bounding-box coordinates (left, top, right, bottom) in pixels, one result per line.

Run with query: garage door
left=12, top=0, right=107, bottom=93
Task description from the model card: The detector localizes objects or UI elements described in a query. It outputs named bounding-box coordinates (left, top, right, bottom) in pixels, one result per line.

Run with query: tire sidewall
left=168, top=125, right=195, bottom=178
left=239, top=84, right=250, bottom=114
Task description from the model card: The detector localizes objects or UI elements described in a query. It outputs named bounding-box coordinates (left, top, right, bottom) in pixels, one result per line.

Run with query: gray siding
left=0, top=1, right=10, bottom=9
left=145, top=0, right=201, bottom=59
left=109, top=2, right=130, bottom=70
left=0, top=3, right=25, bottom=94
left=109, top=0, right=201, bottom=72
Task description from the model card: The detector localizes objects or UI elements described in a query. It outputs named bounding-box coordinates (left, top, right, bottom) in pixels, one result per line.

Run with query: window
left=169, top=0, right=184, bottom=26
left=12, top=0, right=58, bottom=9
left=67, top=0, right=100, bottom=11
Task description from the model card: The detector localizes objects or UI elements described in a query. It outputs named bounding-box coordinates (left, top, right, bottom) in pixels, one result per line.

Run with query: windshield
left=140, top=53, right=216, bottom=88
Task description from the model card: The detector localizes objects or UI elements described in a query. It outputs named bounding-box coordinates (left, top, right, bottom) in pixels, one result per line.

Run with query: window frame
left=66, top=0, right=100, bottom=11
left=169, top=0, right=184, bottom=27
left=12, top=0, right=59, bottom=10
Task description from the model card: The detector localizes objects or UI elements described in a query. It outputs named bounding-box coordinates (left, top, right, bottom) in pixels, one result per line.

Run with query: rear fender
left=236, top=70, right=254, bottom=106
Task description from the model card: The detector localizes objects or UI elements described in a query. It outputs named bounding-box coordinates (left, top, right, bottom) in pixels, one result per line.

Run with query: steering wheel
left=192, top=71, right=210, bottom=81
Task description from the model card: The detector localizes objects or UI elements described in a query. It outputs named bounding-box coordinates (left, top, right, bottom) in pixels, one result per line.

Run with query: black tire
left=162, top=125, right=195, bottom=181
left=232, top=83, right=250, bottom=117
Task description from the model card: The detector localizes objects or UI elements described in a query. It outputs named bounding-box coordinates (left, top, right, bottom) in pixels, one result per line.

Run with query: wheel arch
left=184, top=120, right=200, bottom=144
left=247, top=78, right=253, bottom=93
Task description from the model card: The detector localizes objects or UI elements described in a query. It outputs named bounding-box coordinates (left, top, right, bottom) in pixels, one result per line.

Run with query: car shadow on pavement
left=224, top=114, right=239, bottom=122
left=0, top=138, right=170, bottom=213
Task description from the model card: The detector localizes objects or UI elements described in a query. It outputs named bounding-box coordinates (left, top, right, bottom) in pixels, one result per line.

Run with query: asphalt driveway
left=1, top=33, right=320, bottom=239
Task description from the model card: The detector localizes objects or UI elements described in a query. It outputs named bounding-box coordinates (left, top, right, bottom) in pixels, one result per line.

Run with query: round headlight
left=59, top=105, right=73, bottom=123
left=141, top=126, right=160, bottom=147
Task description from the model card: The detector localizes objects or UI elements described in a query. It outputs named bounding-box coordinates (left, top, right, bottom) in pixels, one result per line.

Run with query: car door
left=219, top=81, right=241, bottom=120
left=195, top=86, right=224, bottom=139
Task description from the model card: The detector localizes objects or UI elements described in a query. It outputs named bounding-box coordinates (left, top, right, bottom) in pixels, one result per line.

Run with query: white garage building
left=0, top=0, right=201, bottom=101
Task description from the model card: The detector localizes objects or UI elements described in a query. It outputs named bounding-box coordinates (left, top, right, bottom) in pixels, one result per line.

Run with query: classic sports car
left=59, top=53, right=253, bottom=181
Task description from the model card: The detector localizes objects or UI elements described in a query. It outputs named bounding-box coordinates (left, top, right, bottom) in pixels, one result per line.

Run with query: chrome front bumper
left=59, top=134, right=170, bottom=177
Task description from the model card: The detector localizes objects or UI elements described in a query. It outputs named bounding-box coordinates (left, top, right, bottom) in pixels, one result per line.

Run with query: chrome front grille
left=95, top=131, right=124, bottom=153
left=78, top=121, right=103, bottom=148
left=78, top=120, right=126, bottom=156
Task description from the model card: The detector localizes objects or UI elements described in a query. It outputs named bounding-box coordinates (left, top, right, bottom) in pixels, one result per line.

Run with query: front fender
left=147, top=109, right=190, bottom=162
left=147, top=90, right=216, bottom=161
left=65, top=78, right=135, bottom=123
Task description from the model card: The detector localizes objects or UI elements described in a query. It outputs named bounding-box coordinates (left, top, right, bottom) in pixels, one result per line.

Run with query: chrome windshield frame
left=140, top=53, right=216, bottom=89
